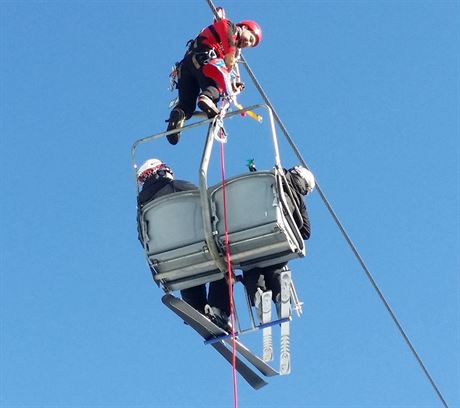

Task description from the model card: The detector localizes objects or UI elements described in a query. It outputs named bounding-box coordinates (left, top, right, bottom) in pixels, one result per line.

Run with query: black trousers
left=180, top=278, right=229, bottom=315
left=207, top=278, right=230, bottom=315
left=180, top=285, right=207, bottom=314
left=243, top=263, right=288, bottom=306
left=177, top=54, right=220, bottom=119
left=208, top=268, right=292, bottom=316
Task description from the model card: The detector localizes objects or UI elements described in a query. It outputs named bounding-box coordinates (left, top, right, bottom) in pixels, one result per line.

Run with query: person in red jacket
left=166, top=19, right=262, bottom=145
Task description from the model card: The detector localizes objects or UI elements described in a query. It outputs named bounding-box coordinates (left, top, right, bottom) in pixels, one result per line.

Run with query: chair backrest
left=209, top=171, right=305, bottom=271
left=139, top=190, right=223, bottom=291
left=139, top=172, right=305, bottom=291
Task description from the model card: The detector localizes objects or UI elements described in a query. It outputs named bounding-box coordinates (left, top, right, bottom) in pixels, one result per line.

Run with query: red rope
left=219, top=141, right=238, bottom=408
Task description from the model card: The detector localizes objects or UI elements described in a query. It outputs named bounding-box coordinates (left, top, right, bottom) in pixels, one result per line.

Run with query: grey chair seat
left=209, top=171, right=305, bottom=271
left=140, top=190, right=223, bottom=291
left=139, top=172, right=305, bottom=292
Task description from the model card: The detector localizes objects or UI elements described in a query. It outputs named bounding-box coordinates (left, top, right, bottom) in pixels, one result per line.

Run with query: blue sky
left=1, top=1, right=459, bottom=407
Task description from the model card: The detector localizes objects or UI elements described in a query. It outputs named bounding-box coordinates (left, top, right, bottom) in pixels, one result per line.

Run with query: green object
left=246, top=159, right=257, bottom=172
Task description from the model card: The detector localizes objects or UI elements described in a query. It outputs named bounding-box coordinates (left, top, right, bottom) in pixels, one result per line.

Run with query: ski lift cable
left=204, top=1, right=449, bottom=407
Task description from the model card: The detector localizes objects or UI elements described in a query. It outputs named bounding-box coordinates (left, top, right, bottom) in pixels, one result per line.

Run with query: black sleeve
left=172, top=180, right=199, bottom=191
left=285, top=171, right=311, bottom=240
left=137, top=209, right=144, bottom=245
left=299, top=201, right=311, bottom=240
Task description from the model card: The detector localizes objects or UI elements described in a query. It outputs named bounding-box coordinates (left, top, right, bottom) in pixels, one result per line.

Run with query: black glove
left=232, top=81, right=245, bottom=93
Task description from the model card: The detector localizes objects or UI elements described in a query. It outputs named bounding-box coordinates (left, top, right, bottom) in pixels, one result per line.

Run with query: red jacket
left=196, top=19, right=238, bottom=59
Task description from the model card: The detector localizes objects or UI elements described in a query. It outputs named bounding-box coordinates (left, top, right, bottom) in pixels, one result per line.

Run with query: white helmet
left=293, top=166, right=315, bottom=194
left=137, top=158, right=173, bottom=183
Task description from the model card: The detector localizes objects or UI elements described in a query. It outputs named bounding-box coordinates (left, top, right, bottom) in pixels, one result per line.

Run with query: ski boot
left=204, top=305, right=231, bottom=332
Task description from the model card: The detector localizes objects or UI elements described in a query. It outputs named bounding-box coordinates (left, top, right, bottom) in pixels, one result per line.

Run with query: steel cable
left=204, top=1, right=449, bottom=406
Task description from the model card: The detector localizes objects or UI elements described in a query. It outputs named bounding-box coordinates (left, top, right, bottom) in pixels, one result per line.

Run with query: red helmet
left=237, top=20, right=262, bottom=46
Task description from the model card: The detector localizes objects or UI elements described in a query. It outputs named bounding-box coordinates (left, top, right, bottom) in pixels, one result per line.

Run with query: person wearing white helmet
left=137, top=158, right=206, bottom=312
left=243, top=165, right=315, bottom=318
left=136, top=158, right=193, bottom=205
left=136, top=158, right=230, bottom=328
left=244, top=166, right=316, bottom=316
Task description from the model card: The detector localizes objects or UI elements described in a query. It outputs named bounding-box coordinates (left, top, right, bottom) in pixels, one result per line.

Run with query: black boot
left=197, top=95, right=220, bottom=119
left=166, top=108, right=185, bottom=145
left=204, top=305, right=231, bottom=332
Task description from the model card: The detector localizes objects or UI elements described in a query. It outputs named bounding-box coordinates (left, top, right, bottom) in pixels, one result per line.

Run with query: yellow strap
left=234, top=101, right=263, bottom=123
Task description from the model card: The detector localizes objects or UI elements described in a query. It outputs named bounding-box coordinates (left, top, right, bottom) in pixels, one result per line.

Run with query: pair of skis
left=162, top=294, right=279, bottom=390
left=253, top=268, right=292, bottom=375
left=162, top=270, right=294, bottom=390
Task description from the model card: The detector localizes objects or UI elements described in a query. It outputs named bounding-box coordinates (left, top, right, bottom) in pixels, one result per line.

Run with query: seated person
left=209, top=166, right=315, bottom=320
left=136, top=158, right=230, bottom=328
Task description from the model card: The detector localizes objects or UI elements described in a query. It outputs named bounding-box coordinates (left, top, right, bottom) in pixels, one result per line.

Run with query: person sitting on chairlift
left=207, top=166, right=315, bottom=327
left=136, top=158, right=230, bottom=329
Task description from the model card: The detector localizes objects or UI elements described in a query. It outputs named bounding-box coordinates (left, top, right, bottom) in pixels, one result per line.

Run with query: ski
left=260, top=290, right=274, bottom=362
left=194, top=311, right=279, bottom=377
left=279, top=269, right=291, bottom=375
left=254, top=288, right=274, bottom=362
left=162, top=294, right=268, bottom=390
left=162, top=294, right=278, bottom=377
left=224, top=337, right=278, bottom=377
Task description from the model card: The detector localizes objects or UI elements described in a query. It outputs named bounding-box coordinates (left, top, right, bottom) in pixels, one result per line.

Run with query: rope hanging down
left=205, top=1, right=449, bottom=407
left=219, top=140, right=239, bottom=408
left=214, top=103, right=239, bottom=407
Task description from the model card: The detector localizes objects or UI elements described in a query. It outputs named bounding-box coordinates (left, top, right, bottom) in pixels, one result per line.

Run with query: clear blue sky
left=1, top=1, right=459, bottom=407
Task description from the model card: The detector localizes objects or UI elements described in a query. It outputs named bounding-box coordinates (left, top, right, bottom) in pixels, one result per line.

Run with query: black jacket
left=284, top=169, right=311, bottom=240
left=138, top=177, right=197, bottom=208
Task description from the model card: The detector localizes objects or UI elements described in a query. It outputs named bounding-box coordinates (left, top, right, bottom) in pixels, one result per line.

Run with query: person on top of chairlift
left=136, top=158, right=230, bottom=328
left=206, top=166, right=316, bottom=327
left=165, top=17, right=262, bottom=145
